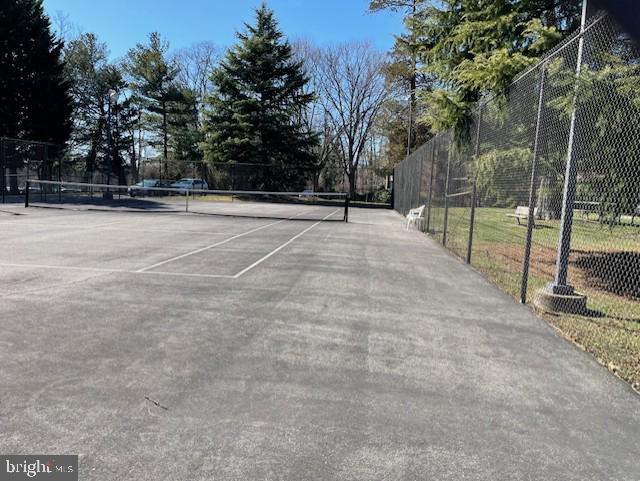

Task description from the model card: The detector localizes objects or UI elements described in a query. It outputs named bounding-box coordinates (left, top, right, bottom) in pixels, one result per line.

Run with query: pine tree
left=127, top=32, right=182, bottom=178
left=414, top=0, right=582, bottom=134
left=64, top=33, right=141, bottom=184
left=103, top=69, right=138, bottom=185
left=0, top=0, right=72, bottom=142
left=0, top=0, right=72, bottom=191
left=167, top=86, right=203, bottom=177
left=201, top=5, right=317, bottom=190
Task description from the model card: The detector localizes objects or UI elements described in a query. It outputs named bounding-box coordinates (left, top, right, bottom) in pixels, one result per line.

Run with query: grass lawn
left=196, top=194, right=234, bottom=202
left=425, top=206, right=640, bottom=390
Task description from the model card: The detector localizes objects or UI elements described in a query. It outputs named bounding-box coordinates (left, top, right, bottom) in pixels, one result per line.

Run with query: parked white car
left=170, top=178, right=209, bottom=194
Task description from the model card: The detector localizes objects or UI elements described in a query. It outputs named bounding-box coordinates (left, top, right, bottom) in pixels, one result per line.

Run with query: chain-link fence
left=1, top=137, right=63, bottom=203
left=394, top=13, right=640, bottom=328
left=206, top=163, right=319, bottom=192
left=206, top=162, right=389, bottom=201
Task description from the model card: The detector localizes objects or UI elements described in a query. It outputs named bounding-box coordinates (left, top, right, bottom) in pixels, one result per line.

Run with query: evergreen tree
left=414, top=0, right=582, bottom=134
left=64, top=33, right=139, bottom=183
left=201, top=5, right=317, bottom=190
left=103, top=69, right=139, bottom=185
left=0, top=0, right=72, bottom=191
left=370, top=1, right=430, bottom=152
left=64, top=33, right=109, bottom=177
left=167, top=86, right=203, bottom=177
left=127, top=32, right=185, bottom=178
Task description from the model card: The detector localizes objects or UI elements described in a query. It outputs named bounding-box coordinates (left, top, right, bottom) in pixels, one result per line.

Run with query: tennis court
left=1, top=200, right=639, bottom=480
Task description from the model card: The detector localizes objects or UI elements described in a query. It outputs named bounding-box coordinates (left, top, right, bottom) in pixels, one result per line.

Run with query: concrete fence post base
left=533, top=283, right=588, bottom=315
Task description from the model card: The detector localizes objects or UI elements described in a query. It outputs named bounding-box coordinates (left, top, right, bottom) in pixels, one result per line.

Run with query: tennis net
left=24, top=180, right=349, bottom=222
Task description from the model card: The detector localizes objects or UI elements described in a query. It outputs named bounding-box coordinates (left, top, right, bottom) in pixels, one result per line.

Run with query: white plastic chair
left=406, top=205, right=426, bottom=231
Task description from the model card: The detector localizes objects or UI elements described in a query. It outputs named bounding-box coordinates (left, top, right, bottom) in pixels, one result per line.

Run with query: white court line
left=0, top=263, right=234, bottom=279
left=135, top=219, right=287, bottom=273
left=0, top=221, right=250, bottom=236
left=0, top=263, right=126, bottom=274
left=143, top=270, right=234, bottom=279
left=0, top=209, right=338, bottom=280
left=0, top=219, right=129, bottom=229
left=89, top=220, right=135, bottom=229
left=0, top=221, right=100, bottom=229
left=134, top=206, right=320, bottom=273
left=233, top=209, right=340, bottom=279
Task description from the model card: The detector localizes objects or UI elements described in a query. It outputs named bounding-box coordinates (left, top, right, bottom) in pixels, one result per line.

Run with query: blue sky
left=43, top=0, right=403, bottom=59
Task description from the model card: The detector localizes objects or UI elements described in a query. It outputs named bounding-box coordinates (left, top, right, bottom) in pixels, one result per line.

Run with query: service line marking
left=233, top=209, right=340, bottom=279
left=0, top=263, right=234, bottom=279
left=135, top=219, right=288, bottom=273
left=0, top=220, right=248, bottom=236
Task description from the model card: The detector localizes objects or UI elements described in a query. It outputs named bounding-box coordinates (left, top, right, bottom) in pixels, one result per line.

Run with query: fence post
left=425, top=141, right=436, bottom=233
left=1, top=138, right=5, bottom=205
left=390, top=168, right=395, bottom=210
left=344, top=195, right=350, bottom=223
left=442, top=143, right=452, bottom=247
left=546, top=0, right=589, bottom=309
left=467, top=104, right=483, bottom=264
left=417, top=148, right=424, bottom=216
left=415, top=150, right=424, bottom=201
left=521, top=67, right=547, bottom=304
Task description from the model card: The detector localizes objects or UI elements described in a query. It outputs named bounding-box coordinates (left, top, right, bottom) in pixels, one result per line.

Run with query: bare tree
left=52, top=10, right=80, bottom=43
left=315, top=41, right=388, bottom=196
left=173, top=41, right=220, bottom=116
left=292, top=39, right=339, bottom=191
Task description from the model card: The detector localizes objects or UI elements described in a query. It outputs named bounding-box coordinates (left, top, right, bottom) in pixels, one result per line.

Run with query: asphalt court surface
left=0, top=206, right=337, bottom=278
left=1, top=204, right=639, bottom=481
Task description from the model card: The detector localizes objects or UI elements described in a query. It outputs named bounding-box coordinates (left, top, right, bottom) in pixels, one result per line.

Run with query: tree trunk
left=137, top=109, right=143, bottom=181
left=162, top=101, right=168, bottom=179
left=348, top=168, right=357, bottom=198
left=9, top=165, right=19, bottom=194
left=407, top=0, right=417, bottom=157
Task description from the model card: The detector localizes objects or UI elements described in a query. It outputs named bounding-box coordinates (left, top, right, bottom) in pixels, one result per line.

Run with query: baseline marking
left=233, top=209, right=339, bottom=279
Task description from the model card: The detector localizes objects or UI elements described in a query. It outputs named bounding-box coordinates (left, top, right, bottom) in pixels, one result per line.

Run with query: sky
left=43, top=0, right=404, bottom=59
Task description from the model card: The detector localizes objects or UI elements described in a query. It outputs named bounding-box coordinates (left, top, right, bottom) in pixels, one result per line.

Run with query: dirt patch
left=474, top=242, right=556, bottom=280
left=475, top=242, right=640, bottom=303
left=573, top=251, right=640, bottom=300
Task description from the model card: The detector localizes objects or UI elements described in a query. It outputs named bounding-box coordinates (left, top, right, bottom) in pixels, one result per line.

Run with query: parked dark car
left=128, top=179, right=173, bottom=197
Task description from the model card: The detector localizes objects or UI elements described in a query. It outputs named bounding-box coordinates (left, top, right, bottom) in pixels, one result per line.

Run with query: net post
left=186, top=188, right=190, bottom=213
left=25, top=180, right=30, bottom=208
left=344, top=195, right=350, bottom=223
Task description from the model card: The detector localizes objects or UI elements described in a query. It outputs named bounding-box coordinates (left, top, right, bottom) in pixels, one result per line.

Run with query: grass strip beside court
left=426, top=206, right=640, bottom=390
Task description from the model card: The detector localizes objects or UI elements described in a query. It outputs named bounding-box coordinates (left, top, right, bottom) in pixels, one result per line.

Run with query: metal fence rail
left=394, top=12, right=640, bottom=322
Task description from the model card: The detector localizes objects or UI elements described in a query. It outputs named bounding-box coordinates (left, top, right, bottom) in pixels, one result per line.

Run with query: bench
left=574, top=201, right=601, bottom=221
left=629, top=205, right=640, bottom=225
left=406, top=205, right=426, bottom=231
left=506, top=206, right=538, bottom=226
